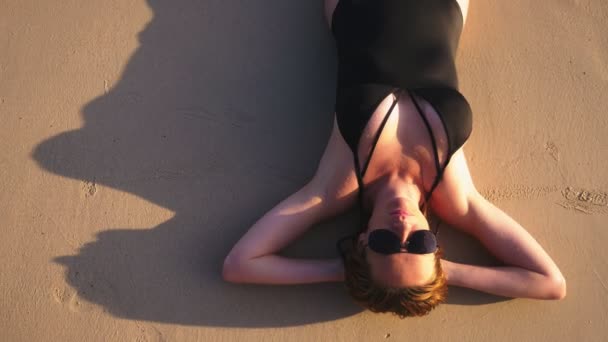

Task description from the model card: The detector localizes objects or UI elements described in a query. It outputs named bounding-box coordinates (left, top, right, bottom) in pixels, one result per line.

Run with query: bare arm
left=222, top=118, right=357, bottom=284
left=431, top=150, right=566, bottom=299
left=222, top=182, right=345, bottom=284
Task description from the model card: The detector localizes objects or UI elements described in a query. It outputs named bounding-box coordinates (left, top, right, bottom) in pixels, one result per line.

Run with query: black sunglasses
left=366, top=229, right=438, bottom=255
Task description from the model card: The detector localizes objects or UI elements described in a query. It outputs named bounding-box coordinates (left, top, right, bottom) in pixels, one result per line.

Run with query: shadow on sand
left=32, top=0, right=506, bottom=327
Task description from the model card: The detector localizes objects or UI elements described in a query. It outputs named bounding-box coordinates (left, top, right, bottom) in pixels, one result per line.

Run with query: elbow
left=222, top=254, right=246, bottom=283
left=545, top=275, right=567, bottom=300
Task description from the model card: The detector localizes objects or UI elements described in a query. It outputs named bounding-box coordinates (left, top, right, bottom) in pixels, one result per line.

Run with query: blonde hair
left=340, top=237, right=447, bottom=318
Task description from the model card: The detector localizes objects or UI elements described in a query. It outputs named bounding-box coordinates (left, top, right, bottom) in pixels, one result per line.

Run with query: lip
left=390, top=209, right=410, bottom=217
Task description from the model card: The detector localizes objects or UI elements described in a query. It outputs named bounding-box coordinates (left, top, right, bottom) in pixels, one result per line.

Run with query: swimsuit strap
left=353, top=150, right=367, bottom=227
left=361, top=89, right=403, bottom=177
left=408, top=90, right=443, bottom=210
left=354, top=88, right=403, bottom=218
left=353, top=89, right=445, bottom=220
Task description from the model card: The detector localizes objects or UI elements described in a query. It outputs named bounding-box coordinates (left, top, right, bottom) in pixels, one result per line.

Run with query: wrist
left=330, top=258, right=345, bottom=282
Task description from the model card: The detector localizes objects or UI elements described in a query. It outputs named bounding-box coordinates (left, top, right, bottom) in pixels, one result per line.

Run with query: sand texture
left=1, top=0, right=607, bottom=341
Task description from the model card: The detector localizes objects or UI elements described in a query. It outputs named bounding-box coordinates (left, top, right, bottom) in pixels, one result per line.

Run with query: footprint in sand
left=558, top=187, right=608, bottom=214
left=544, top=141, right=560, bottom=162
left=135, top=323, right=165, bottom=342
left=82, top=180, right=97, bottom=198
left=51, top=286, right=90, bottom=313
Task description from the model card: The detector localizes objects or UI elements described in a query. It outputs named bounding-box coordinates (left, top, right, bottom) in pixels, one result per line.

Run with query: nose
left=392, top=220, right=415, bottom=244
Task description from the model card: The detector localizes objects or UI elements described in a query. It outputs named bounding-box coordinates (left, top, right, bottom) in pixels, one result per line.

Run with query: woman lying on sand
left=222, top=0, right=566, bottom=317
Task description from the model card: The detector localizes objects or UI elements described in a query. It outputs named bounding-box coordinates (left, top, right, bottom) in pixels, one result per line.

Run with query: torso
left=325, top=0, right=469, bottom=26
left=318, top=0, right=472, bottom=211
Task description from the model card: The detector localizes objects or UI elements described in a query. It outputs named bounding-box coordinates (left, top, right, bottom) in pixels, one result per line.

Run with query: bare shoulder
left=428, top=148, right=478, bottom=232
left=455, top=0, right=469, bottom=20
left=309, top=116, right=358, bottom=215
left=324, top=0, right=340, bottom=29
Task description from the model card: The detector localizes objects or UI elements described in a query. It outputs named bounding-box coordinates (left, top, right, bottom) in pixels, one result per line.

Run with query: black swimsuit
left=332, top=0, right=473, bottom=210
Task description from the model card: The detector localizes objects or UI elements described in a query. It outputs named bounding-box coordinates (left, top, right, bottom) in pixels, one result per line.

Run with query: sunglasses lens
left=407, top=230, right=438, bottom=254
left=368, top=229, right=402, bottom=254
left=367, top=229, right=438, bottom=255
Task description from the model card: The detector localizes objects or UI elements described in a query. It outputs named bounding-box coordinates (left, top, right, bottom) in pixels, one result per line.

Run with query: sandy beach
left=1, top=0, right=607, bottom=341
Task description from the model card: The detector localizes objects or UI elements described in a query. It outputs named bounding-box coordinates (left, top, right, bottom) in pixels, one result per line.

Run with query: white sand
left=1, top=0, right=607, bottom=341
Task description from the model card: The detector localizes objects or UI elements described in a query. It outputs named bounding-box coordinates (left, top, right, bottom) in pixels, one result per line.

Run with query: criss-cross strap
left=408, top=90, right=446, bottom=211
left=353, top=89, right=403, bottom=222
left=352, top=89, right=447, bottom=223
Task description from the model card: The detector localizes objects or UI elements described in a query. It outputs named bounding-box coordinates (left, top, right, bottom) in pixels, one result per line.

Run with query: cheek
left=415, top=214, right=430, bottom=229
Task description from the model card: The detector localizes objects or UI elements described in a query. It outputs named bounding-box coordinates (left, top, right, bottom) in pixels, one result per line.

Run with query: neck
left=369, top=173, right=423, bottom=213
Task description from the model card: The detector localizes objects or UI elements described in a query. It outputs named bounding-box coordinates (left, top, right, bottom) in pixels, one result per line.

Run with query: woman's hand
left=431, top=150, right=566, bottom=299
